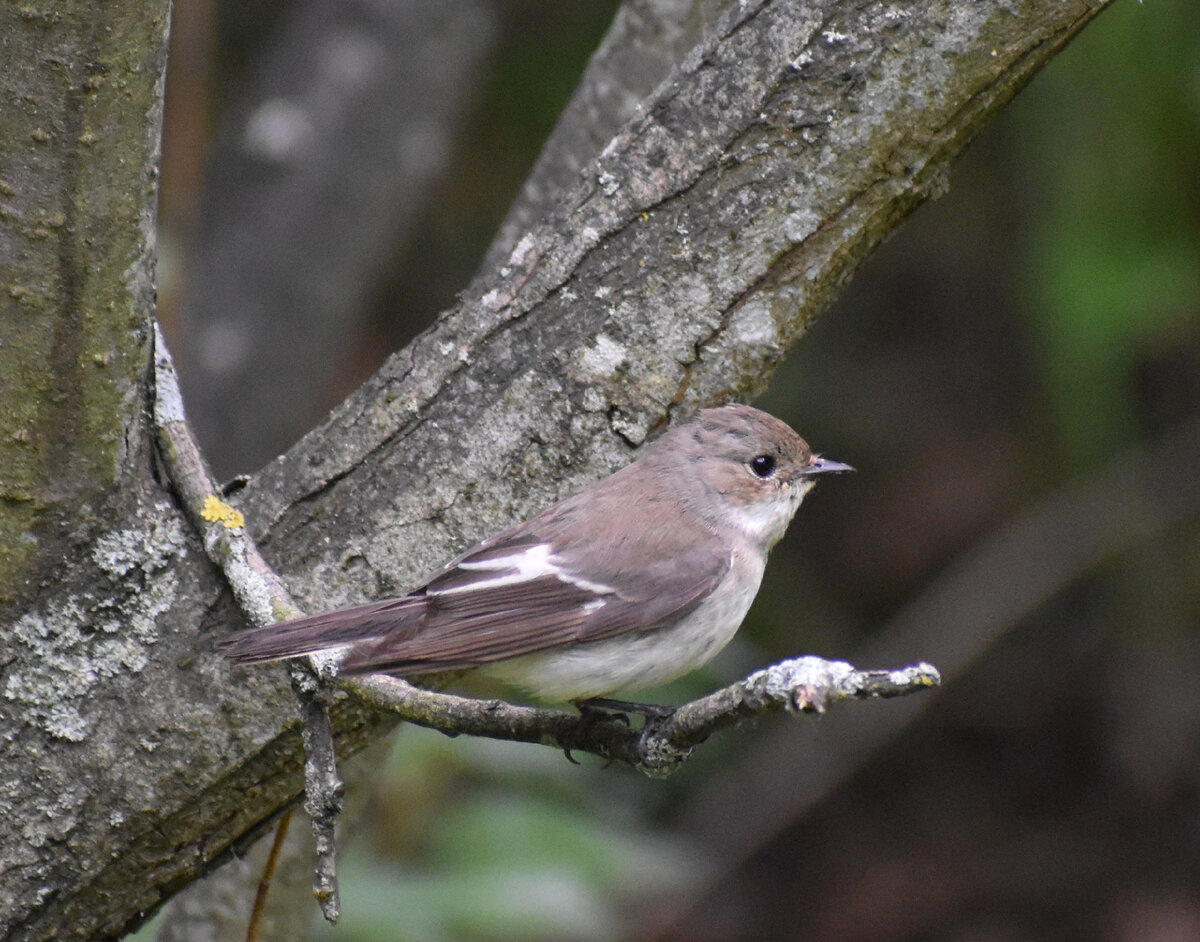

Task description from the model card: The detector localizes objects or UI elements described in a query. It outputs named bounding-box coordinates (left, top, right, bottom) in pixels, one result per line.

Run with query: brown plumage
left=217, top=404, right=850, bottom=700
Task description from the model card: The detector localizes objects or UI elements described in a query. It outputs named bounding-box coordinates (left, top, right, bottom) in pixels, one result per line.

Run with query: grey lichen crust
left=5, top=512, right=187, bottom=741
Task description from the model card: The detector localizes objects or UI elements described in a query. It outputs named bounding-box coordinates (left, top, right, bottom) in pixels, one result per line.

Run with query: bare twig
left=245, top=811, right=292, bottom=942
left=153, top=325, right=344, bottom=923
left=344, top=659, right=940, bottom=779
left=289, top=664, right=343, bottom=920
left=152, top=323, right=304, bottom=630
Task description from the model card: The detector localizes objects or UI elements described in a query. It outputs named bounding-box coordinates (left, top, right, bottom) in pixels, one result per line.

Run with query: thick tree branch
left=0, top=0, right=166, bottom=600
left=482, top=0, right=716, bottom=270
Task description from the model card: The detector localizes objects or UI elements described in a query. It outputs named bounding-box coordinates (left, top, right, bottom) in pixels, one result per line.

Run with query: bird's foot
left=559, top=698, right=674, bottom=764
left=575, top=697, right=676, bottom=722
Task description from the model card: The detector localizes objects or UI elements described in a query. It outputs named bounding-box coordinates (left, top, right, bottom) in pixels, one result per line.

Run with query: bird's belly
left=488, top=551, right=765, bottom=702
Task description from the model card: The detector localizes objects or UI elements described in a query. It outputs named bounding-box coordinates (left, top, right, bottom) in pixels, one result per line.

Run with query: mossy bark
left=0, top=1, right=167, bottom=598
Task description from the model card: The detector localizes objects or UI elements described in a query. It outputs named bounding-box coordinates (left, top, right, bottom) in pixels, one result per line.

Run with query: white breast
left=487, top=548, right=766, bottom=702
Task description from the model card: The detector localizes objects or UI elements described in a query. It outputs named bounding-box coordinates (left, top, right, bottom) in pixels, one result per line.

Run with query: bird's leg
left=575, top=697, right=677, bottom=722
left=557, top=701, right=616, bottom=764
left=556, top=698, right=662, bottom=764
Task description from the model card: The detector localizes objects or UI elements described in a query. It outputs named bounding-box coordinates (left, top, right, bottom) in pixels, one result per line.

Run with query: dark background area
left=152, top=1, right=1200, bottom=939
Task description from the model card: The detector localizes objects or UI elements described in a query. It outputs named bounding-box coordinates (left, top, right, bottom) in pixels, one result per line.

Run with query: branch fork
left=154, top=325, right=939, bottom=917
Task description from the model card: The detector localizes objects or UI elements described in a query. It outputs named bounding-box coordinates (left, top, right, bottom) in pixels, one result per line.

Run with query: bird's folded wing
left=218, top=478, right=732, bottom=674
left=337, top=531, right=731, bottom=675
left=214, top=595, right=425, bottom=664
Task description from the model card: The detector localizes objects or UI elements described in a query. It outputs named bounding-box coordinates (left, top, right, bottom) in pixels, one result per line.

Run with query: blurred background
left=153, top=1, right=1200, bottom=939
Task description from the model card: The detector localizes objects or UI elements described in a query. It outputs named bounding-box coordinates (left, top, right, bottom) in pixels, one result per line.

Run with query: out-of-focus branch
left=169, top=0, right=498, bottom=477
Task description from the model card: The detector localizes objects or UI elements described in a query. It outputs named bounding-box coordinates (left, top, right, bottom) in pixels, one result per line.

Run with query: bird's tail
left=216, top=596, right=421, bottom=664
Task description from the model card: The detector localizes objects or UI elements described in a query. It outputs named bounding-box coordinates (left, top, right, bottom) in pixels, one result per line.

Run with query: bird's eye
left=749, top=454, right=776, bottom=478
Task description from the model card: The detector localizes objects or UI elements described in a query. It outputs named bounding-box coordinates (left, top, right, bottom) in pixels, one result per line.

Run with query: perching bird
left=218, top=404, right=851, bottom=704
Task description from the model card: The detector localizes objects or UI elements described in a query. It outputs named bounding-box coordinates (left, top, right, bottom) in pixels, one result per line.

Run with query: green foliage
left=320, top=730, right=696, bottom=942
left=1022, top=0, right=1200, bottom=465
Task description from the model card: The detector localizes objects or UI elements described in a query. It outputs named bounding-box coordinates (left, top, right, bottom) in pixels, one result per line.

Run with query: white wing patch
left=437, top=543, right=616, bottom=598
left=548, top=564, right=616, bottom=596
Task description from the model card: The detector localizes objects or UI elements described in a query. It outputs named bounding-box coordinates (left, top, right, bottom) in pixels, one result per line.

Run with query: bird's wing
left=337, top=516, right=731, bottom=676
left=219, top=461, right=731, bottom=675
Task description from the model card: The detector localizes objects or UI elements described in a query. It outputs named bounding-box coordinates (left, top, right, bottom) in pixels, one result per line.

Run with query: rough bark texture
left=482, top=0, right=727, bottom=271
left=0, top=1, right=1112, bottom=940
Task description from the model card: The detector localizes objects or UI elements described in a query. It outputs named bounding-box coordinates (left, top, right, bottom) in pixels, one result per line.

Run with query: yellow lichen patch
left=201, top=495, right=245, bottom=530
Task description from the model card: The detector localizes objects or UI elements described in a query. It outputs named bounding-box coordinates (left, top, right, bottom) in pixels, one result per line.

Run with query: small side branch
left=654, top=658, right=940, bottom=757
left=153, top=325, right=343, bottom=924
left=344, top=659, right=941, bottom=779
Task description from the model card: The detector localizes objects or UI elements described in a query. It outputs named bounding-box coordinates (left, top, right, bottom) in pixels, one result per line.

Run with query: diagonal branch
left=154, top=325, right=344, bottom=923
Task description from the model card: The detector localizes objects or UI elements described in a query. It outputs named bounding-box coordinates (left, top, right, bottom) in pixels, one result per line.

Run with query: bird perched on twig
left=218, top=404, right=851, bottom=706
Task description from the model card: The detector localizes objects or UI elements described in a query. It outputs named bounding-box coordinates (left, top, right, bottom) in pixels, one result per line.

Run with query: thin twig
left=291, top=664, right=342, bottom=920
left=245, top=810, right=292, bottom=942
left=345, top=659, right=940, bottom=779
left=153, top=324, right=343, bottom=923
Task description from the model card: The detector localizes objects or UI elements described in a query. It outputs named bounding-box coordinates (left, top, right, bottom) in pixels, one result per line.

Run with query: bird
left=217, top=403, right=851, bottom=706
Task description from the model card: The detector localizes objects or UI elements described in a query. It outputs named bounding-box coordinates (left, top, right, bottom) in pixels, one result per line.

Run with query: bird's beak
left=802, top=456, right=854, bottom=477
